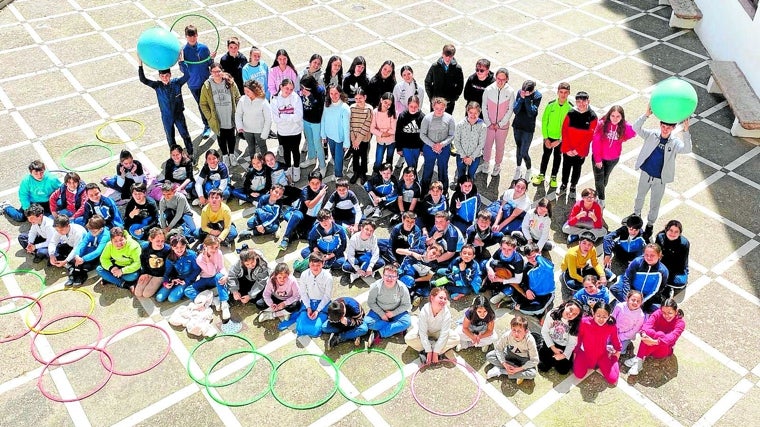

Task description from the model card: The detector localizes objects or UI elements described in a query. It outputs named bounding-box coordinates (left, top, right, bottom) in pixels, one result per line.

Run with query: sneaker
left=490, top=292, right=506, bottom=306
left=292, top=167, right=301, bottom=182
left=0, top=200, right=11, bottom=213
left=549, top=176, right=559, bottom=188
left=643, top=224, right=654, bottom=242
left=624, top=356, right=640, bottom=368
left=627, top=358, right=643, bottom=376
left=491, top=164, right=501, bottom=176
left=237, top=230, right=252, bottom=241
left=372, top=208, right=382, bottom=218
left=481, top=344, right=490, bottom=353
left=607, top=271, right=617, bottom=284
left=301, top=158, right=316, bottom=168
left=363, top=205, right=376, bottom=217
left=568, top=187, right=576, bottom=199
left=516, top=378, right=525, bottom=385
left=64, top=277, right=75, bottom=287
left=349, top=175, right=359, bottom=184
left=418, top=351, right=427, bottom=364
left=598, top=198, right=605, bottom=209
left=191, top=199, right=200, bottom=206
left=269, top=130, right=278, bottom=139
left=365, top=331, right=375, bottom=350
left=477, top=163, right=489, bottom=175
left=558, top=184, right=567, bottom=195
left=531, top=173, right=545, bottom=186
left=33, top=254, right=46, bottom=263
left=278, top=238, right=289, bottom=251
left=258, top=310, right=276, bottom=323
left=389, top=214, right=401, bottom=223
left=238, top=198, right=246, bottom=206
left=513, top=167, right=522, bottom=181
left=486, top=366, right=503, bottom=379
left=349, top=272, right=360, bottom=283
left=326, top=333, right=339, bottom=350
left=525, top=169, right=532, bottom=182
left=202, top=128, right=211, bottom=139
left=222, top=154, right=230, bottom=167
left=412, top=296, right=422, bottom=308
left=567, top=234, right=579, bottom=244
left=323, top=175, right=335, bottom=183
left=72, top=278, right=84, bottom=287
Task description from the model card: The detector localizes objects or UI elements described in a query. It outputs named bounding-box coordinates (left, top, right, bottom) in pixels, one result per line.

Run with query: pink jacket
left=267, top=66, right=300, bottom=98
left=196, top=249, right=226, bottom=278
left=641, top=308, right=685, bottom=348
left=577, top=316, right=621, bottom=359
left=263, top=274, right=301, bottom=307
left=482, top=83, right=515, bottom=129
left=591, top=120, right=636, bottom=163
left=371, top=109, right=397, bottom=144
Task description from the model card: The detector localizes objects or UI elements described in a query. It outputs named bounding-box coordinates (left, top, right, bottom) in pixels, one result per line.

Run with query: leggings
left=592, top=158, right=619, bottom=201
left=217, top=127, right=237, bottom=156
left=350, top=141, right=370, bottom=179
left=278, top=133, right=301, bottom=168
left=514, top=129, right=534, bottom=169
left=538, top=139, right=562, bottom=177
left=560, top=154, right=585, bottom=187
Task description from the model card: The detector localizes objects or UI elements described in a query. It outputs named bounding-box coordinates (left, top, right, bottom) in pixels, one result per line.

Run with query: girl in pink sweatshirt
left=573, top=301, right=622, bottom=385
left=625, top=298, right=685, bottom=376
left=591, top=105, right=636, bottom=207
left=185, top=235, right=231, bottom=322
left=371, top=92, right=398, bottom=171
left=258, top=262, right=302, bottom=329
left=612, top=290, right=645, bottom=353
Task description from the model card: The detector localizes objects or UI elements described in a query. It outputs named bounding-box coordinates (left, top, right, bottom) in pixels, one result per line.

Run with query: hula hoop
left=0, top=230, right=10, bottom=252
left=59, top=143, right=113, bottom=173
left=38, top=345, right=113, bottom=403
left=411, top=359, right=482, bottom=416
left=186, top=333, right=256, bottom=387
left=337, top=348, right=405, bottom=406
left=0, top=270, right=46, bottom=315
left=30, top=313, right=101, bottom=366
left=0, top=295, right=42, bottom=343
left=170, top=14, right=220, bottom=64
left=204, top=347, right=275, bottom=407
left=270, top=353, right=339, bottom=410
left=0, top=249, right=8, bottom=275
left=99, top=323, right=171, bottom=376
left=25, top=288, right=95, bottom=334
left=95, top=118, right=146, bottom=144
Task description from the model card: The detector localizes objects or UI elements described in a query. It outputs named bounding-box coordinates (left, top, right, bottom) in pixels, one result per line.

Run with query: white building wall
left=694, top=0, right=760, bottom=94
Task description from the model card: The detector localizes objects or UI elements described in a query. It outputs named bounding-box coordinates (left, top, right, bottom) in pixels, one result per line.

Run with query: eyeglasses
left=476, top=68, right=487, bottom=72
left=383, top=274, right=398, bottom=279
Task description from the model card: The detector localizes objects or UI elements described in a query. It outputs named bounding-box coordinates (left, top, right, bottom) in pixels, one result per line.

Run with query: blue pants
left=327, top=138, right=345, bottom=178
left=321, top=321, right=368, bottom=342
left=400, top=275, right=430, bottom=297
left=190, top=86, right=209, bottom=130
left=377, top=238, right=398, bottom=264
left=304, top=121, right=325, bottom=170
left=295, top=299, right=329, bottom=338
left=202, top=182, right=230, bottom=200
left=96, top=266, right=139, bottom=288
left=374, top=142, right=396, bottom=170
left=513, top=129, right=534, bottom=168
left=246, top=216, right=279, bottom=235
left=300, top=246, right=345, bottom=269
left=455, top=156, right=481, bottom=180
left=445, top=284, right=473, bottom=297
left=128, top=218, right=153, bottom=240
left=163, top=210, right=197, bottom=236
left=402, top=148, right=420, bottom=170
left=185, top=273, right=229, bottom=302
left=195, top=225, right=237, bottom=246
left=282, top=210, right=316, bottom=240
left=365, top=310, right=411, bottom=338
left=421, top=144, right=451, bottom=192
left=161, top=112, right=193, bottom=153
left=230, top=187, right=262, bottom=204
left=155, top=284, right=188, bottom=303
left=342, top=251, right=385, bottom=273
left=3, top=205, right=26, bottom=222
left=18, top=234, right=48, bottom=258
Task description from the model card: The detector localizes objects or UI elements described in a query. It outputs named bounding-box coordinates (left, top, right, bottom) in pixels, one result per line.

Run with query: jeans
left=592, top=158, right=619, bottom=201
left=374, top=142, right=396, bottom=170
left=514, top=129, right=534, bottom=168
left=96, top=266, right=139, bottom=288
left=300, top=246, right=345, bottom=269
left=321, top=321, right=368, bottom=342
left=196, top=224, right=237, bottom=246
left=161, top=112, right=193, bottom=154
left=155, top=284, right=188, bottom=303
left=3, top=205, right=27, bottom=222
left=189, top=86, right=209, bottom=130
left=402, top=148, right=420, bottom=170
left=57, top=209, right=85, bottom=226
left=18, top=234, right=48, bottom=257
left=303, top=121, right=325, bottom=170
left=365, top=310, right=411, bottom=338
left=163, top=210, right=196, bottom=236
left=185, top=273, right=229, bottom=302
left=455, top=156, right=481, bottom=180
left=341, top=251, right=386, bottom=273
left=327, top=138, right=346, bottom=178
left=421, top=144, right=451, bottom=192
left=538, top=139, right=562, bottom=177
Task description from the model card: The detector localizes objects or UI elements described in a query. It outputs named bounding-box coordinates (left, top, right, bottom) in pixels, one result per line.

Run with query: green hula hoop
left=0, top=249, right=8, bottom=275
left=337, top=348, right=405, bottom=406
left=186, top=333, right=256, bottom=387
left=0, top=269, right=47, bottom=315
left=204, top=348, right=275, bottom=407
left=270, top=353, right=339, bottom=410
left=95, top=118, right=146, bottom=144
left=170, top=14, right=220, bottom=65
left=59, top=143, right=113, bottom=173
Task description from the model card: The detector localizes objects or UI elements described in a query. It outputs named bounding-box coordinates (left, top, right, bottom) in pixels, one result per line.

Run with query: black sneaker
left=64, top=277, right=75, bottom=287
left=349, top=175, right=359, bottom=184
left=558, top=184, right=567, bottom=195
left=236, top=243, right=250, bottom=254
left=643, top=224, right=654, bottom=242
left=568, top=187, right=576, bottom=199
left=326, top=333, right=339, bottom=350
left=33, top=254, right=46, bottom=263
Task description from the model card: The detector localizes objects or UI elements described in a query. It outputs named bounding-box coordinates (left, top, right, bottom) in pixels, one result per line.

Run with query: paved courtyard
left=1, top=0, right=760, bottom=426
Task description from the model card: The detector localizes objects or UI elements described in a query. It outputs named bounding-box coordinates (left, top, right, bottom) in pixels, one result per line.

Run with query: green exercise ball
left=650, top=78, right=698, bottom=123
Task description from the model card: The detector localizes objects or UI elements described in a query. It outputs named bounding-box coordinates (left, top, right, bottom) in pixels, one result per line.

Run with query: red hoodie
left=561, top=109, right=598, bottom=157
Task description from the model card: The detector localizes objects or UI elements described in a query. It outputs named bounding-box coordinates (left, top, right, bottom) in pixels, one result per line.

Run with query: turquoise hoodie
left=19, top=172, right=61, bottom=209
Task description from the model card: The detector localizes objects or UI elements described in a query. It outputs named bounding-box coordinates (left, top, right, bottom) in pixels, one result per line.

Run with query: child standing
left=370, top=92, right=398, bottom=170
left=533, top=82, right=572, bottom=188
left=512, top=80, right=542, bottom=181
left=320, top=84, right=351, bottom=180
left=295, top=254, right=333, bottom=338
left=485, top=315, right=539, bottom=384
left=299, top=75, right=326, bottom=173
left=235, top=79, right=272, bottom=159
left=393, top=65, right=424, bottom=114
left=452, top=101, right=486, bottom=180
left=342, top=56, right=369, bottom=104
left=573, top=302, right=622, bottom=385
left=591, top=105, right=636, bottom=207
left=348, top=88, right=373, bottom=184
left=538, top=299, right=582, bottom=374
left=625, top=298, right=685, bottom=375
left=199, top=62, right=239, bottom=166
left=480, top=68, right=515, bottom=176
left=456, top=295, right=496, bottom=351
left=395, top=95, right=425, bottom=170
left=186, top=235, right=231, bottom=323
left=612, top=290, right=645, bottom=354
left=559, top=92, right=598, bottom=200
left=241, top=46, right=270, bottom=99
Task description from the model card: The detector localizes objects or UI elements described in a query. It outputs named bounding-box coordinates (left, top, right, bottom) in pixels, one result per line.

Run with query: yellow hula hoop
left=95, top=118, right=146, bottom=144
left=25, top=288, right=96, bottom=335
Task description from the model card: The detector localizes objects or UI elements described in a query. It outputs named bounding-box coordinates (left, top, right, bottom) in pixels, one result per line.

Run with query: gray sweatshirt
left=159, top=192, right=193, bottom=229
left=633, top=114, right=692, bottom=183
left=367, top=280, right=412, bottom=318
left=345, top=233, right=380, bottom=270
left=227, top=251, right=270, bottom=296
left=452, top=118, right=486, bottom=158
left=420, top=113, right=456, bottom=147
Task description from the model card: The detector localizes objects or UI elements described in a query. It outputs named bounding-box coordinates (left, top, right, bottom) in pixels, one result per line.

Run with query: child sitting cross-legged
left=323, top=297, right=369, bottom=350
left=342, top=220, right=385, bottom=284
left=485, top=314, right=539, bottom=385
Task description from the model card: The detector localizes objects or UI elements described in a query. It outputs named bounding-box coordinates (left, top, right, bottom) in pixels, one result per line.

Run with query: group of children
left=0, top=37, right=694, bottom=389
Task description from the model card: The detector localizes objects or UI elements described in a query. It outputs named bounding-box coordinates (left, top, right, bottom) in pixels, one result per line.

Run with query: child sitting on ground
left=323, top=297, right=369, bottom=349
left=1, top=160, right=61, bottom=222
left=68, top=215, right=110, bottom=287
left=228, top=248, right=270, bottom=308
left=397, top=243, right=443, bottom=307
left=456, top=295, right=497, bottom=352
left=363, top=162, right=399, bottom=218
left=48, top=171, right=87, bottom=226
left=342, top=220, right=384, bottom=283
left=485, top=314, right=539, bottom=385
left=48, top=215, right=86, bottom=283
left=102, top=149, right=146, bottom=201
left=240, top=184, right=286, bottom=238
left=324, top=178, right=362, bottom=233
left=603, top=214, right=646, bottom=273
left=18, top=204, right=55, bottom=263
left=97, top=226, right=142, bottom=290
left=573, top=275, right=610, bottom=314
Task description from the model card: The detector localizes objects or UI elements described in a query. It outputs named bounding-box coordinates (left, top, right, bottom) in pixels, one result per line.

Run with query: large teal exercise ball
left=650, top=77, right=698, bottom=123
left=136, top=27, right=181, bottom=70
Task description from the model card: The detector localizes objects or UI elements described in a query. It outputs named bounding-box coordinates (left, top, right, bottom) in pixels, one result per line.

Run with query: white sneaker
left=624, top=356, right=640, bottom=368
left=323, top=175, right=335, bottom=183
left=477, top=163, right=489, bottom=174
left=490, top=292, right=506, bottom=305
left=221, top=301, right=230, bottom=321
left=491, top=164, right=501, bottom=176
left=191, top=199, right=200, bottom=206
left=525, top=169, right=532, bottom=182
left=258, top=310, right=276, bottom=323
left=277, top=146, right=284, bottom=158
left=238, top=199, right=245, bottom=206
left=363, top=205, right=376, bottom=216
left=372, top=208, right=382, bottom=218
left=237, top=153, right=250, bottom=165
left=222, top=155, right=230, bottom=167
left=292, top=166, right=301, bottom=182
left=627, top=358, right=643, bottom=376
left=481, top=344, right=490, bottom=353
left=349, top=272, right=360, bottom=283
left=598, top=198, right=605, bottom=208
left=486, top=366, right=503, bottom=379
left=302, top=158, right=316, bottom=168
left=513, top=167, right=523, bottom=181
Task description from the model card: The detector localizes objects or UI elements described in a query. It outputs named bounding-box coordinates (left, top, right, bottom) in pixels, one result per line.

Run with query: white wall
left=694, top=0, right=760, bottom=94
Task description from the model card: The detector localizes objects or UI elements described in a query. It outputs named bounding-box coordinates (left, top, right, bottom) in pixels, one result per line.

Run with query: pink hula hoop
left=411, top=359, right=482, bottom=416
left=0, top=295, right=43, bottom=343
left=37, top=345, right=114, bottom=402
left=30, top=313, right=102, bottom=366
left=0, top=230, right=10, bottom=252
left=99, top=323, right=171, bottom=376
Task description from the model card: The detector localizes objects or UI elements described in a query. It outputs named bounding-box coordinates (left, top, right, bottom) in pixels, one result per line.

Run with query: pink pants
left=637, top=342, right=674, bottom=359
left=484, top=127, right=510, bottom=164
left=573, top=348, right=620, bottom=384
